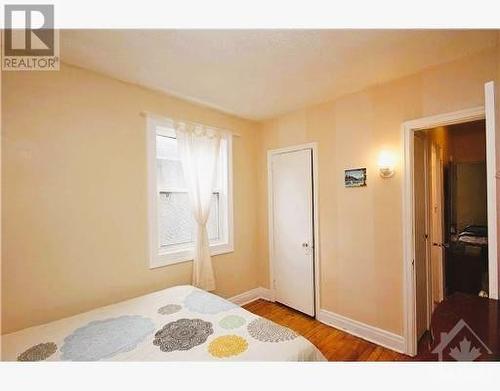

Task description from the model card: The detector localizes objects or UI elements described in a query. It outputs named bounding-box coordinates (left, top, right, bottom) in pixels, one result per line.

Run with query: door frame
left=267, top=142, right=320, bottom=318
left=402, top=104, right=499, bottom=356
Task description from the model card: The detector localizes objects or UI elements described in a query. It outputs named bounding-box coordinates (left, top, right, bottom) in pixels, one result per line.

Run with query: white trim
left=151, top=241, right=234, bottom=268
left=401, top=104, right=499, bottom=356
left=401, top=106, right=485, bottom=131
left=146, top=115, right=234, bottom=269
left=317, top=309, right=405, bottom=354
left=485, top=81, right=498, bottom=300
left=231, top=288, right=405, bottom=354
left=140, top=111, right=242, bottom=138
left=267, top=143, right=321, bottom=318
left=228, top=287, right=274, bottom=306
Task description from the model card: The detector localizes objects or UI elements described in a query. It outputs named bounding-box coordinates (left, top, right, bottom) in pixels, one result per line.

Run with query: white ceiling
left=61, top=30, right=498, bottom=120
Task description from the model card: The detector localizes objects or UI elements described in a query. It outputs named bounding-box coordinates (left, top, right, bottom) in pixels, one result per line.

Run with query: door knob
left=432, top=242, right=450, bottom=248
left=302, top=242, right=309, bottom=248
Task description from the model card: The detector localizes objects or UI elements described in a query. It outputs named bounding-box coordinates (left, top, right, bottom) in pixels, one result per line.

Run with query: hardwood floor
left=243, top=299, right=410, bottom=361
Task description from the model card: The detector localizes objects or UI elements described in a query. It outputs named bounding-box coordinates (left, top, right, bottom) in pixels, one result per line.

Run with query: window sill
left=149, top=242, right=234, bottom=269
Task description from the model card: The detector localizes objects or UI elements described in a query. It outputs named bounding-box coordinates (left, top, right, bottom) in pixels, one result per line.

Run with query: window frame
left=147, top=115, right=234, bottom=268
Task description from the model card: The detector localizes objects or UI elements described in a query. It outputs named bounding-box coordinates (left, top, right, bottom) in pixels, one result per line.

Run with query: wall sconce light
left=378, top=151, right=395, bottom=178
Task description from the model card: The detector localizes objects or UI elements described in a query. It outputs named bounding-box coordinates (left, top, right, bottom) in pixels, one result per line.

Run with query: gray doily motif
left=17, top=342, right=57, bottom=361
left=153, top=318, right=213, bottom=352
left=247, top=318, right=298, bottom=342
left=158, top=304, right=182, bottom=315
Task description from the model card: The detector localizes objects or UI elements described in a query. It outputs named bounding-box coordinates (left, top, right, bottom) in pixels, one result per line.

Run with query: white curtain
left=175, top=122, right=222, bottom=291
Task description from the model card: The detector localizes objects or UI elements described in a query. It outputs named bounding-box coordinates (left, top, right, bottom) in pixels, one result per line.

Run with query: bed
left=1, top=285, right=325, bottom=361
left=452, top=225, right=488, bottom=248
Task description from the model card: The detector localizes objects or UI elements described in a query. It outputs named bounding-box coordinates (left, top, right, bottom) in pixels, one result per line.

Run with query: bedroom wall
left=455, top=162, right=487, bottom=231
left=256, top=45, right=499, bottom=336
left=449, top=122, right=488, bottom=231
left=449, top=121, right=486, bottom=163
left=1, top=64, right=260, bottom=334
left=429, top=127, right=450, bottom=161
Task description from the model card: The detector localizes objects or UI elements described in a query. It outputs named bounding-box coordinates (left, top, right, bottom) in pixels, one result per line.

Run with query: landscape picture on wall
left=345, top=168, right=367, bottom=187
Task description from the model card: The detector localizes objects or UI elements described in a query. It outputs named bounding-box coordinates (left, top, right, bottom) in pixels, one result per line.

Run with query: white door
left=270, top=148, right=315, bottom=316
left=485, top=81, right=498, bottom=299
left=430, top=143, right=445, bottom=307
left=414, top=133, right=429, bottom=339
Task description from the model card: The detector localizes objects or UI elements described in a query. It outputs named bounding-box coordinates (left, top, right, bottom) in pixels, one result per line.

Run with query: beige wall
left=449, top=122, right=487, bottom=231
left=256, top=46, right=499, bottom=335
left=449, top=121, right=486, bottom=163
left=455, top=162, right=487, bottom=231
left=428, top=121, right=487, bottom=232
left=1, top=64, right=260, bottom=333
left=427, top=121, right=486, bottom=166
left=428, top=126, right=450, bottom=167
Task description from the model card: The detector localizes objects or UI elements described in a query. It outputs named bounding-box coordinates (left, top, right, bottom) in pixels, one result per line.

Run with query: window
left=147, top=116, right=233, bottom=268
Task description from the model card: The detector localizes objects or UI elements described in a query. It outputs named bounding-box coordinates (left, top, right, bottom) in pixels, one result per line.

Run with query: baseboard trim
left=317, top=309, right=405, bottom=354
left=230, top=289, right=405, bottom=353
left=228, top=287, right=274, bottom=306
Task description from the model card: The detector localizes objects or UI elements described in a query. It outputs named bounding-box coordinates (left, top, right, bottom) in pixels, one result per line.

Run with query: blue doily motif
left=61, top=315, right=155, bottom=361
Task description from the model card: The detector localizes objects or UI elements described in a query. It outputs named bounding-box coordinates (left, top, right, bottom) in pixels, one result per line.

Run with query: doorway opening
left=402, top=82, right=499, bottom=356
left=413, top=120, right=489, bottom=345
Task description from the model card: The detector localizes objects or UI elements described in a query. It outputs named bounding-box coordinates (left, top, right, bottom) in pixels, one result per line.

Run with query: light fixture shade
left=378, top=151, right=395, bottom=178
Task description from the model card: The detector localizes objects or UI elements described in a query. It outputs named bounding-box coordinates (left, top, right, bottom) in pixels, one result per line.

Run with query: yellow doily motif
left=208, top=335, right=248, bottom=358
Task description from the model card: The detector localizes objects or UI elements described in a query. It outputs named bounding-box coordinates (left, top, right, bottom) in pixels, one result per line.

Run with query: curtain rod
left=140, top=111, right=241, bottom=137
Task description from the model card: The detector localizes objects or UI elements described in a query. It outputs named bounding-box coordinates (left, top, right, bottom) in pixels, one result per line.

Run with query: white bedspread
left=1, top=285, right=325, bottom=362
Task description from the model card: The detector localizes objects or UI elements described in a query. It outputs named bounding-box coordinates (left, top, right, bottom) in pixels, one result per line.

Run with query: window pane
left=156, top=135, right=179, bottom=160
left=157, top=159, right=186, bottom=189
left=159, top=192, right=220, bottom=248
left=159, top=192, right=192, bottom=247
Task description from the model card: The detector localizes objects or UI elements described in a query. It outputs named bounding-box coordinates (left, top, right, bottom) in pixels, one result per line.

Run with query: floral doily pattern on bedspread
left=2, top=286, right=326, bottom=362
left=208, top=335, right=248, bottom=358
left=247, top=318, right=298, bottom=342
left=219, top=315, right=246, bottom=330
left=60, top=315, right=155, bottom=361
left=17, top=342, right=57, bottom=361
left=153, top=318, right=213, bottom=352
left=158, top=304, right=182, bottom=315
left=184, top=290, right=237, bottom=314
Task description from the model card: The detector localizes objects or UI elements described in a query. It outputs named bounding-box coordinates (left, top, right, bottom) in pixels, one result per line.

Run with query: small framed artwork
left=345, top=168, right=367, bottom=187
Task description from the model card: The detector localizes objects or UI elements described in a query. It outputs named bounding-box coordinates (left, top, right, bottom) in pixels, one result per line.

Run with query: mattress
left=1, top=285, right=325, bottom=361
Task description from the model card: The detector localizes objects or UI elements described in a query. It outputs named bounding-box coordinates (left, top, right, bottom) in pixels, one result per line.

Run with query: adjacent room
left=413, top=119, right=492, bottom=354
left=2, top=29, right=500, bottom=362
